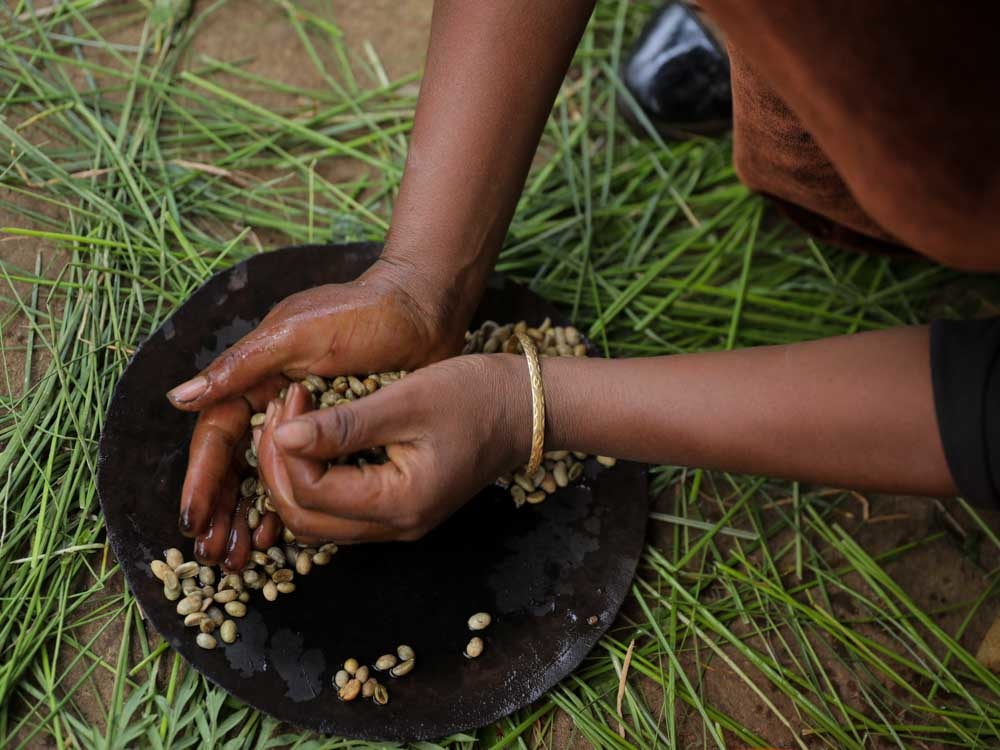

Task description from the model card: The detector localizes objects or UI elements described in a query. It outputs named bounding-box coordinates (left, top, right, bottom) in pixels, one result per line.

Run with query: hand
left=182, top=376, right=286, bottom=570
left=170, top=259, right=467, bottom=567
left=255, top=354, right=530, bottom=543
left=167, top=258, right=463, bottom=411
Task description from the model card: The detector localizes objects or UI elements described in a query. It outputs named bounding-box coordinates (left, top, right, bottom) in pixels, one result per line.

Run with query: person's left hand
left=253, top=354, right=531, bottom=543
left=184, top=377, right=288, bottom=571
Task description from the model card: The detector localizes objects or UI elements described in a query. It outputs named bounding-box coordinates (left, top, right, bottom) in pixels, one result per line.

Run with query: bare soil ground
left=3, top=2, right=998, bottom=748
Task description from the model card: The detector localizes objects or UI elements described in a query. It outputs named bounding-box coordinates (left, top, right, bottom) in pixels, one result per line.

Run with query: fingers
left=259, top=387, right=401, bottom=543
left=257, top=399, right=285, bottom=499
left=243, top=374, right=290, bottom=413
left=272, top=381, right=415, bottom=460
left=284, top=453, right=410, bottom=527
left=252, top=511, right=282, bottom=549
left=180, top=399, right=250, bottom=536
left=167, top=327, right=291, bottom=411
left=193, top=466, right=239, bottom=564
left=181, top=376, right=284, bottom=552
left=222, top=498, right=253, bottom=573
left=279, top=386, right=410, bottom=537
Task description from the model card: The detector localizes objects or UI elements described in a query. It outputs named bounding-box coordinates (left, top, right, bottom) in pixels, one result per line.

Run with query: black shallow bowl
left=97, top=243, right=648, bottom=741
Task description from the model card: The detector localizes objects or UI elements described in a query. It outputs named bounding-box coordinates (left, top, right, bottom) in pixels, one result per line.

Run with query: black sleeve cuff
left=930, top=318, right=1000, bottom=509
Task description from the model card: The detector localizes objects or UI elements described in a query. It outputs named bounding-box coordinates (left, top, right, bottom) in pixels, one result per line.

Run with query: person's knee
left=736, top=138, right=1000, bottom=272
left=859, top=178, right=1000, bottom=272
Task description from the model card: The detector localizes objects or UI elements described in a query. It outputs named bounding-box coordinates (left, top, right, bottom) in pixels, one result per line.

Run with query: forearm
left=538, top=326, right=956, bottom=496
left=380, top=0, right=596, bottom=326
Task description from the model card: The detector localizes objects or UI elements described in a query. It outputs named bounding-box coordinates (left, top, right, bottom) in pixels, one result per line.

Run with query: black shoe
left=621, top=2, right=732, bottom=138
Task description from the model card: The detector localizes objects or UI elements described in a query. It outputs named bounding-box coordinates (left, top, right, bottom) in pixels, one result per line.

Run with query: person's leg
left=622, top=3, right=908, bottom=256
left=621, top=3, right=904, bottom=256
left=727, top=45, right=910, bottom=256
left=699, top=0, right=1000, bottom=270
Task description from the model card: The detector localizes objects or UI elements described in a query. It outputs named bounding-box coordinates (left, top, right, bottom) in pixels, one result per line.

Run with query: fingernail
left=275, top=420, right=315, bottom=450
left=168, top=376, right=207, bottom=403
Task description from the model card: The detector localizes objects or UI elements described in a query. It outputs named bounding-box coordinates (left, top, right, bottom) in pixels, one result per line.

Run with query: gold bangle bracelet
left=515, top=332, right=545, bottom=477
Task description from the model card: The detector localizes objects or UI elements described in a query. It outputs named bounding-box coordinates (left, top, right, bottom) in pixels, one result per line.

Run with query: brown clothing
left=699, top=1, right=1000, bottom=270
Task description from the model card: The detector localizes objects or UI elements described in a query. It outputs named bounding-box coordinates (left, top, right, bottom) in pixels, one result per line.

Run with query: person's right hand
left=252, top=354, right=531, bottom=545
left=168, top=259, right=467, bottom=570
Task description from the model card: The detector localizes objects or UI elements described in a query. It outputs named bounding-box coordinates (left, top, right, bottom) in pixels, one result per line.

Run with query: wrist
left=491, top=350, right=587, bottom=470
left=360, top=253, right=470, bottom=360
left=489, top=353, right=535, bottom=470
left=532, top=353, right=582, bottom=453
left=377, top=235, right=495, bottom=338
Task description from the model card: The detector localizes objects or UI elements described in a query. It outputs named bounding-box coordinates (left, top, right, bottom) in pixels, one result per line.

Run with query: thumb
left=273, top=381, right=415, bottom=460
left=167, top=325, right=290, bottom=411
